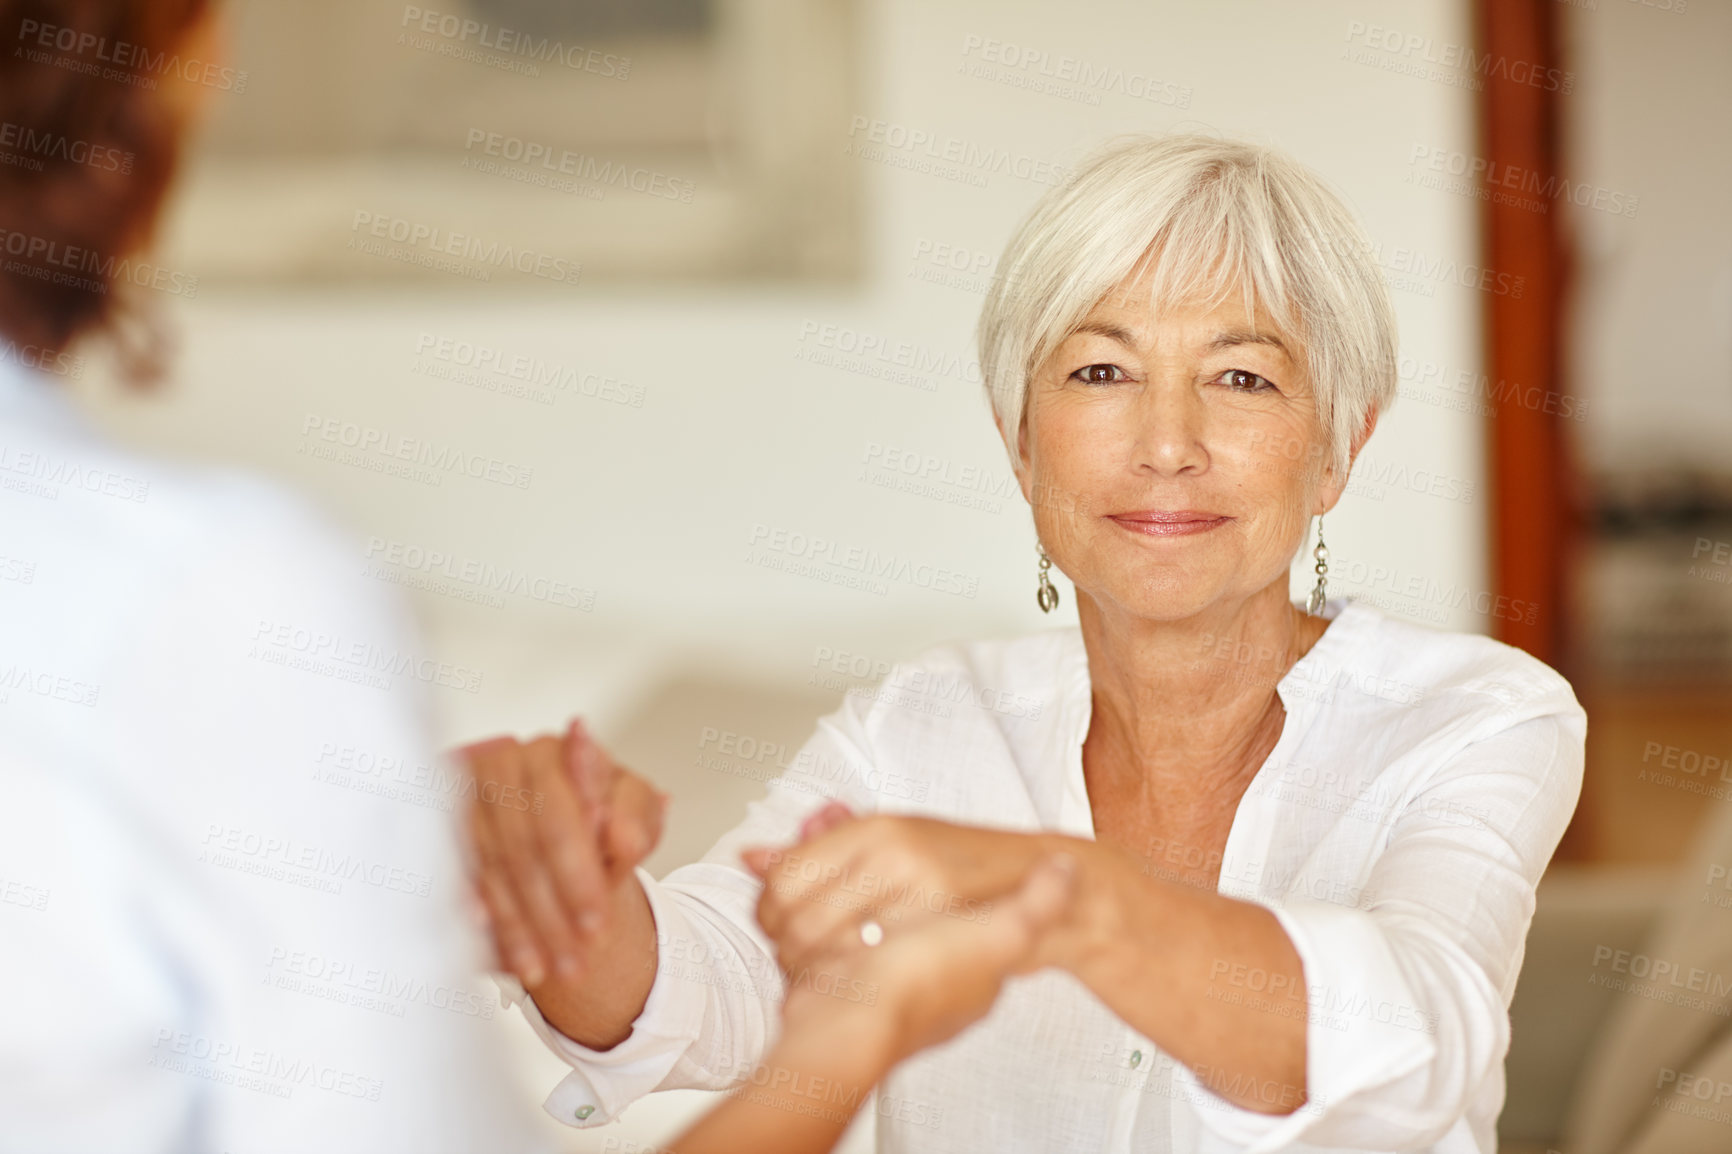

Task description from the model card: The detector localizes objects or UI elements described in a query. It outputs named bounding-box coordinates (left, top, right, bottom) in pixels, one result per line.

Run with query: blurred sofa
left=1505, top=801, right=1732, bottom=1154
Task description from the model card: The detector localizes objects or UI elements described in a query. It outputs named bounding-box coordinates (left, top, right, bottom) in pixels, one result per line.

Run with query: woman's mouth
left=1105, top=510, right=1232, bottom=537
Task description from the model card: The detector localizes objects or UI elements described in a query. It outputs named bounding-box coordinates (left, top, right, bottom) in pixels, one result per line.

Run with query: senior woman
left=463, top=134, right=1586, bottom=1153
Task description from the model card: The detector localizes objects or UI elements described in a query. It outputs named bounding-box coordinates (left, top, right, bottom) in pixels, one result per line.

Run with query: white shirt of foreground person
left=0, top=362, right=551, bottom=1154
left=506, top=585, right=1586, bottom=1152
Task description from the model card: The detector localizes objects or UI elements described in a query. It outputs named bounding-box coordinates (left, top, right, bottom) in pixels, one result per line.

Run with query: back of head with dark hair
left=0, top=0, right=210, bottom=379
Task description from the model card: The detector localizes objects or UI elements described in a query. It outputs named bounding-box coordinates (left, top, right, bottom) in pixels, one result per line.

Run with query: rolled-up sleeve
left=1177, top=704, right=1586, bottom=1152
left=504, top=691, right=885, bottom=1126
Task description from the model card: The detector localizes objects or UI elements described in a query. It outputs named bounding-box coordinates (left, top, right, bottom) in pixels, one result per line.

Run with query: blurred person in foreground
left=465, top=135, right=1589, bottom=1153
left=0, top=1, right=550, bottom=1150
left=0, top=3, right=1072, bottom=1152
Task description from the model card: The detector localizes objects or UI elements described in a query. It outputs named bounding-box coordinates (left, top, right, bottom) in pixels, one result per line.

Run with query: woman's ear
left=1349, top=405, right=1380, bottom=465
left=1314, top=405, right=1381, bottom=516
left=993, top=408, right=1036, bottom=504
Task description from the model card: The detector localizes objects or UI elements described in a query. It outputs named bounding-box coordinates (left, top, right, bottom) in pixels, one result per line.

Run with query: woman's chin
left=1082, top=580, right=1235, bottom=625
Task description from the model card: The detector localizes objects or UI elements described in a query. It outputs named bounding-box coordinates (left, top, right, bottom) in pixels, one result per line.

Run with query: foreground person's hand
left=667, top=848, right=1075, bottom=1154
left=742, top=812, right=1051, bottom=978
left=773, top=847, right=1077, bottom=1062
left=457, top=719, right=668, bottom=989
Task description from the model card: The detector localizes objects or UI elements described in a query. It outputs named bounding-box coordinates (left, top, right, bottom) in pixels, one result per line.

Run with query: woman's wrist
left=773, top=998, right=903, bottom=1089
left=672, top=1004, right=892, bottom=1154
left=1022, top=834, right=1136, bottom=977
left=528, top=871, right=657, bottom=1049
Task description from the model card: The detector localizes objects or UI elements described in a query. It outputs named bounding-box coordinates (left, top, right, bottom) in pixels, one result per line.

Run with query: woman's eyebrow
left=1072, top=320, right=1140, bottom=347
left=1205, top=328, right=1291, bottom=357
left=1070, top=323, right=1291, bottom=359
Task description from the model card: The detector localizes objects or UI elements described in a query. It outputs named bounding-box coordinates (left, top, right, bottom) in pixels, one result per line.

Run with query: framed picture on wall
left=159, top=0, right=862, bottom=288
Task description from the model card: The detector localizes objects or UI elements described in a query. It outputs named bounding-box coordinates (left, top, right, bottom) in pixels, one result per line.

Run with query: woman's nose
left=1127, top=379, right=1209, bottom=476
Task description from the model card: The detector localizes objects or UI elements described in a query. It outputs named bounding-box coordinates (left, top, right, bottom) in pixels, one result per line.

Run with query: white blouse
left=507, top=596, right=1586, bottom=1153
left=0, top=363, right=548, bottom=1153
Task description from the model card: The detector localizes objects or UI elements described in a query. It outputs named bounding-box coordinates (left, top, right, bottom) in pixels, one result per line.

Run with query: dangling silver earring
left=1035, top=544, right=1060, bottom=614
left=1305, top=517, right=1330, bottom=615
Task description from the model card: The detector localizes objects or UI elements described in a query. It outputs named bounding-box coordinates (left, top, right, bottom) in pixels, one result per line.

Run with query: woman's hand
left=665, top=824, right=1074, bottom=1154
left=741, top=810, right=1064, bottom=983
left=772, top=843, right=1077, bottom=1065
left=457, top=719, right=668, bottom=988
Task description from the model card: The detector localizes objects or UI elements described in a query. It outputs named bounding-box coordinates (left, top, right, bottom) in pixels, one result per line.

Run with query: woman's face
left=1013, top=268, right=1364, bottom=623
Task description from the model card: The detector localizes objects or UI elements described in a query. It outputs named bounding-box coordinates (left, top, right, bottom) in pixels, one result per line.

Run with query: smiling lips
left=1106, top=510, right=1232, bottom=537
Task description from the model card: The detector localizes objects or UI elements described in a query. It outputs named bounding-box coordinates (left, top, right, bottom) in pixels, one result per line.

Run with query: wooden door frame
left=1473, top=0, right=1589, bottom=856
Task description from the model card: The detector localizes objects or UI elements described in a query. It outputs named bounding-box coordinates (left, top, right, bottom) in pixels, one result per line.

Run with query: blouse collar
left=1060, top=595, right=1372, bottom=724
left=1052, top=597, right=1372, bottom=838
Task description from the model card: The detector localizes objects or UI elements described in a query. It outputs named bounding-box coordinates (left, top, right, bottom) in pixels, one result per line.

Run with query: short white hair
left=978, top=133, right=1397, bottom=479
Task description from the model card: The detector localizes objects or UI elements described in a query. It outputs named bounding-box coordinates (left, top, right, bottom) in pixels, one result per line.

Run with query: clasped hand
left=742, top=804, right=1069, bottom=978
left=744, top=801, right=1077, bottom=1062
left=456, top=724, right=1075, bottom=1065
left=459, top=718, right=667, bottom=988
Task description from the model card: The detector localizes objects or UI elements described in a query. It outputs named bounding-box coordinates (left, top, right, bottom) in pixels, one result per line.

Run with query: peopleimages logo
left=1343, top=20, right=1573, bottom=94
left=0, top=121, right=132, bottom=173
left=956, top=34, right=1192, bottom=109
left=150, top=1029, right=382, bottom=1101
left=844, top=116, right=1068, bottom=188
left=0, top=225, right=198, bottom=298
left=1591, top=944, right=1732, bottom=998
left=0, top=336, right=81, bottom=379
left=795, top=320, right=983, bottom=390
left=263, top=946, right=496, bottom=1020
left=299, top=413, right=535, bottom=490
left=14, top=17, right=249, bottom=91
left=0, top=662, right=100, bottom=707
left=363, top=535, right=596, bottom=611
left=1408, top=144, right=1639, bottom=218
left=412, top=333, right=645, bottom=408
left=249, top=617, right=485, bottom=694
left=398, top=6, right=630, bottom=78
left=745, top=523, right=980, bottom=599
left=463, top=129, right=693, bottom=202
left=0, top=438, right=149, bottom=502
left=348, top=211, right=581, bottom=286
left=198, top=823, right=434, bottom=899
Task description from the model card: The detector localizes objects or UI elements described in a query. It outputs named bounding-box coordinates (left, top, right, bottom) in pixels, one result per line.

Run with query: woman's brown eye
left=1077, top=364, right=1119, bottom=384
left=1224, top=369, right=1272, bottom=391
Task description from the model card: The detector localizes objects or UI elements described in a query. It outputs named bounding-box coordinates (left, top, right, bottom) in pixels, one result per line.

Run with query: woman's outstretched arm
left=751, top=710, right=1584, bottom=1146
left=749, top=816, right=1308, bottom=1114
left=668, top=839, right=1075, bottom=1154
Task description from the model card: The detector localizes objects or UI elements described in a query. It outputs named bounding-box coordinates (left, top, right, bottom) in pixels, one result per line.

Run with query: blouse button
left=1130, top=1050, right=1143, bottom=1069
left=575, top=1105, right=596, bottom=1120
